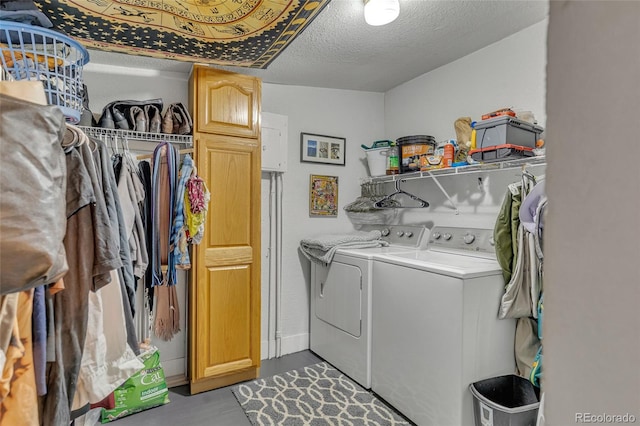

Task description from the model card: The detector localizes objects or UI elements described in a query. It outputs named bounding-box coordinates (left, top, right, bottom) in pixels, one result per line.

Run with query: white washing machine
left=310, top=225, right=428, bottom=389
left=371, top=227, right=516, bottom=426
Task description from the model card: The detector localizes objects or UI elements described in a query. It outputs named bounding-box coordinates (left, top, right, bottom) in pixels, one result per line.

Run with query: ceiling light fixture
left=364, top=0, right=400, bottom=26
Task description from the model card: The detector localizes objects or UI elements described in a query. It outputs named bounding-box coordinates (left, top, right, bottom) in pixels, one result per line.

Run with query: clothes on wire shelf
left=0, top=92, right=209, bottom=424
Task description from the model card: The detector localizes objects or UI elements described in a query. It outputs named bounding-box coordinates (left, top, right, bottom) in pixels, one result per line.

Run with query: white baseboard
left=280, top=333, right=309, bottom=357
left=161, top=357, right=186, bottom=378
left=261, top=333, right=309, bottom=360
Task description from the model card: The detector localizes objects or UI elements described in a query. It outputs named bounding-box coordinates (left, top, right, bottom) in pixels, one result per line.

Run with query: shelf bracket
left=427, top=171, right=459, bottom=214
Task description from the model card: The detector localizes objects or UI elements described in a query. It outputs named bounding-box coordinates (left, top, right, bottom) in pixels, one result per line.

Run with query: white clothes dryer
left=310, top=225, right=428, bottom=389
left=371, top=227, right=516, bottom=426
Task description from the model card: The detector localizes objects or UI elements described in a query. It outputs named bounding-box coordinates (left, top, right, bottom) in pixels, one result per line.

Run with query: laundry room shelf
left=76, top=126, right=193, bottom=145
left=366, top=155, right=546, bottom=183
left=366, top=155, right=546, bottom=215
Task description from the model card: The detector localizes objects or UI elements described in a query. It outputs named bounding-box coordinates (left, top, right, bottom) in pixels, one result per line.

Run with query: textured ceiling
left=86, top=0, right=549, bottom=92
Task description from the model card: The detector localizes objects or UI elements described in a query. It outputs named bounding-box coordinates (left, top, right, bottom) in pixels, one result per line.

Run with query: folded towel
left=299, top=230, right=388, bottom=265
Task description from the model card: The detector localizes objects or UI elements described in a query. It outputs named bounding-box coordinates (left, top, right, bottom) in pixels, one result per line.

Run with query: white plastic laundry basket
left=365, top=147, right=389, bottom=176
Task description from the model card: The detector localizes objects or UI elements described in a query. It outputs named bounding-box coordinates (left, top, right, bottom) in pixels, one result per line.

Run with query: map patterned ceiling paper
left=36, top=0, right=329, bottom=68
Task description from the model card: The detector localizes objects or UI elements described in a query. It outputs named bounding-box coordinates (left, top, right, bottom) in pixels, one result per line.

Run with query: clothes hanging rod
left=76, top=126, right=193, bottom=145
left=136, top=149, right=194, bottom=160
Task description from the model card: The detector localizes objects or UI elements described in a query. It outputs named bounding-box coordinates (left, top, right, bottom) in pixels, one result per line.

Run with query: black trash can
left=469, top=375, right=540, bottom=426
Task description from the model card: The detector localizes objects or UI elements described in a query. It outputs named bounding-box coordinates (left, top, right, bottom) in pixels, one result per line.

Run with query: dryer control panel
left=428, top=227, right=495, bottom=256
left=358, top=225, right=428, bottom=249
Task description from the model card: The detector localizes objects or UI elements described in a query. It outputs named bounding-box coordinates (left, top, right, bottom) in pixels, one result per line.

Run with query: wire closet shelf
left=76, top=126, right=194, bottom=145
left=364, top=155, right=546, bottom=183
left=0, top=21, right=89, bottom=124
left=362, top=155, right=546, bottom=215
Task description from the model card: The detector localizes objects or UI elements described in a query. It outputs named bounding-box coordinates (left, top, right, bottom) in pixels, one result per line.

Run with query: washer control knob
left=432, top=232, right=441, bottom=240
left=443, top=233, right=452, bottom=241
left=396, top=231, right=405, bottom=237
left=405, top=232, right=413, bottom=238
left=381, top=228, right=390, bottom=237
left=463, top=233, right=476, bottom=244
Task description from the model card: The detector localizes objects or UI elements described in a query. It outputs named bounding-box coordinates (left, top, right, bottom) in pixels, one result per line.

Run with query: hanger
left=121, top=135, right=142, bottom=172
left=136, top=147, right=194, bottom=160
left=374, top=179, right=429, bottom=208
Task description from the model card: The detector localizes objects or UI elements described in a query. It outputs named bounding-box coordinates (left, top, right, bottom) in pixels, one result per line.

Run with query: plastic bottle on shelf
left=386, top=142, right=399, bottom=175
left=442, top=143, right=454, bottom=168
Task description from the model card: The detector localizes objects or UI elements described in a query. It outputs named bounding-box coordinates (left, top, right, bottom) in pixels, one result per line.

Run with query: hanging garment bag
left=0, top=93, right=68, bottom=294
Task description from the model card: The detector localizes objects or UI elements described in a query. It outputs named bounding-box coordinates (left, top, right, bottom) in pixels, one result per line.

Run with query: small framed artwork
left=300, top=133, right=346, bottom=166
left=309, top=175, right=339, bottom=217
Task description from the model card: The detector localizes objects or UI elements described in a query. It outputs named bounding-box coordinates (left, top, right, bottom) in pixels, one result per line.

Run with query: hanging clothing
left=40, top=131, right=121, bottom=426
left=117, top=154, right=149, bottom=279
left=72, top=270, right=144, bottom=410
left=184, top=168, right=210, bottom=245
left=151, top=143, right=181, bottom=341
left=151, top=142, right=179, bottom=288
left=172, top=154, right=194, bottom=269
left=40, top=140, right=97, bottom=426
left=494, top=171, right=545, bottom=381
left=0, top=290, right=37, bottom=426
left=92, top=136, right=139, bottom=353
left=514, top=317, right=540, bottom=380
left=139, top=160, right=155, bottom=311
left=494, top=171, right=540, bottom=319
left=0, top=293, right=19, bottom=376
left=32, top=286, right=47, bottom=396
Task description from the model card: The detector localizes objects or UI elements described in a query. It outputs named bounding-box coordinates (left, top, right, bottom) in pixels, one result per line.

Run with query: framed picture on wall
left=309, top=175, right=339, bottom=217
left=300, top=133, right=346, bottom=165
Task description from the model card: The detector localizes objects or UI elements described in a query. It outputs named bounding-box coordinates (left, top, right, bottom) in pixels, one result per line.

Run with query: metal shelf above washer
left=365, top=155, right=546, bottom=183
left=365, top=155, right=546, bottom=215
left=76, top=126, right=193, bottom=145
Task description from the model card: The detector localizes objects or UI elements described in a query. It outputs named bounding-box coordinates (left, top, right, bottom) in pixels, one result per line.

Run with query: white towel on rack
left=299, top=230, right=388, bottom=265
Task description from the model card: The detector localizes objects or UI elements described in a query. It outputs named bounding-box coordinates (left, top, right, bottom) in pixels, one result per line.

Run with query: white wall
left=544, top=1, right=640, bottom=423
left=82, top=63, right=188, bottom=114
left=385, top=20, right=547, bottom=142
left=261, top=84, right=385, bottom=356
left=382, top=20, right=548, bottom=230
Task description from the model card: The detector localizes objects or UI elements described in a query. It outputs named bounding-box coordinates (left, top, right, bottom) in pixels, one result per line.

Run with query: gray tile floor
left=111, top=350, right=323, bottom=426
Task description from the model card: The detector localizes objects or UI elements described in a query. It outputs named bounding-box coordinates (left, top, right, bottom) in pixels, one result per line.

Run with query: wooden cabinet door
left=194, top=65, right=261, bottom=138
left=189, top=66, right=262, bottom=394
left=190, top=134, right=261, bottom=393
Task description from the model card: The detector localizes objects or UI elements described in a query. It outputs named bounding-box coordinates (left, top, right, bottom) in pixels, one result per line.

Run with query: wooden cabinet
left=194, top=66, right=261, bottom=138
left=188, top=65, right=261, bottom=394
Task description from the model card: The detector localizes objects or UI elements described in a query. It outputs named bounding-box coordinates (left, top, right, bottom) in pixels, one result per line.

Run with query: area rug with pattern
left=232, top=362, right=411, bottom=425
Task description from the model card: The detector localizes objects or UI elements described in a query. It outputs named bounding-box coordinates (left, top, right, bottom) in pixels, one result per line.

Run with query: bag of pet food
left=101, top=347, right=170, bottom=423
